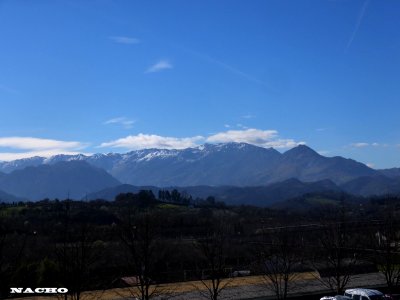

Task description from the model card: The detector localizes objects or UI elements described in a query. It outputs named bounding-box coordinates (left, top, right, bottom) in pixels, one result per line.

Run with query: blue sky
left=0, top=0, right=399, bottom=168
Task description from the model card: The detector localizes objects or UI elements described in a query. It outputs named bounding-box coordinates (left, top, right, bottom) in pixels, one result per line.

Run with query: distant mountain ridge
left=0, top=143, right=385, bottom=187
left=0, top=161, right=120, bottom=201
left=85, top=178, right=342, bottom=207
left=0, top=189, right=26, bottom=203
left=1, top=143, right=399, bottom=201
left=379, top=168, right=400, bottom=178
left=341, top=175, right=400, bottom=197
left=0, top=156, right=45, bottom=173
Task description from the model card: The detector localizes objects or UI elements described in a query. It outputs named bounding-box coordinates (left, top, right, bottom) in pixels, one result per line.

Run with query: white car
left=320, top=296, right=352, bottom=300
left=344, top=288, right=384, bottom=300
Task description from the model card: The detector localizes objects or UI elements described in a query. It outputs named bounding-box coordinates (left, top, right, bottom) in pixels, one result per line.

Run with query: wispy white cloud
left=236, top=123, right=248, bottom=129
left=0, top=137, right=86, bottom=150
left=0, top=150, right=89, bottom=161
left=366, top=162, right=375, bottom=169
left=204, top=57, right=269, bottom=88
left=179, top=47, right=272, bottom=89
left=350, top=142, right=386, bottom=148
left=99, top=134, right=203, bottom=150
left=224, top=124, right=231, bottom=128
left=241, top=114, right=255, bottom=119
left=146, top=60, right=173, bottom=73
left=0, top=137, right=89, bottom=161
left=346, top=0, right=370, bottom=51
left=99, top=128, right=304, bottom=151
left=206, top=128, right=305, bottom=149
left=316, top=128, right=328, bottom=132
left=263, top=139, right=306, bottom=149
left=104, top=117, right=135, bottom=129
left=351, top=142, right=370, bottom=148
left=317, top=150, right=330, bottom=156
left=109, top=36, right=140, bottom=44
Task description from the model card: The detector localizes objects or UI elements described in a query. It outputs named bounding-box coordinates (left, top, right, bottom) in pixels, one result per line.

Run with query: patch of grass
left=0, top=205, right=26, bottom=217
left=157, top=203, right=182, bottom=210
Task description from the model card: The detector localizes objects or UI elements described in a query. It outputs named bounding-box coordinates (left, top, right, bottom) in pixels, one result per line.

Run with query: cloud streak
left=196, top=52, right=271, bottom=89
left=1, top=129, right=305, bottom=160
left=109, top=36, right=140, bottom=44
left=0, top=137, right=89, bottom=161
left=0, top=137, right=86, bottom=150
left=146, top=60, right=173, bottom=73
left=350, top=142, right=385, bottom=148
left=206, top=129, right=305, bottom=149
left=241, top=114, right=256, bottom=119
left=346, top=0, right=370, bottom=51
left=351, top=142, right=370, bottom=148
left=104, top=117, right=135, bottom=129
left=175, top=45, right=273, bottom=90
left=0, top=150, right=87, bottom=162
left=316, top=128, right=329, bottom=132
left=100, top=129, right=304, bottom=151
left=99, top=134, right=204, bottom=150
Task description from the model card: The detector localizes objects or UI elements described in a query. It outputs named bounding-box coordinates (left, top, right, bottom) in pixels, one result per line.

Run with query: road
left=9, top=272, right=387, bottom=300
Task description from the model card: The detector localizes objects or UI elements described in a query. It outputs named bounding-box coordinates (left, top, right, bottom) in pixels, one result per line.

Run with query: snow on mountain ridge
left=0, top=142, right=265, bottom=173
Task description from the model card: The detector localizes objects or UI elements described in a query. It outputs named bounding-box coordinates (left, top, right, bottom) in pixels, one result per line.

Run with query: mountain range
left=0, top=161, right=120, bottom=201
left=0, top=188, right=26, bottom=203
left=86, top=179, right=342, bottom=207
left=0, top=143, right=399, bottom=204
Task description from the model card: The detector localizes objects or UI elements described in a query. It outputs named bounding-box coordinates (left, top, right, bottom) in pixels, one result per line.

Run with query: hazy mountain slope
left=108, top=143, right=282, bottom=186
left=86, top=184, right=159, bottom=201
left=341, top=175, right=400, bottom=197
left=379, top=168, right=400, bottom=179
left=270, top=145, right=378, bottom=184
left=0, top=156, right=45, bottom=173
left=105, top=144, right=379, bottom=186
left=86, top=179, right=341, bottom=207
left=0, top=161, right=120, bottom=201
left=184, top=179, right=341, bottom=206
left=0, top=189, right=25, bottom=203
left=0, top=143, right=382, bottom=188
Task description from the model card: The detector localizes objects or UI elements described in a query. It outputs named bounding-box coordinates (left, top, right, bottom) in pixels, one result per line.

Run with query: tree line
left=0, top=192, right=400, bottom=299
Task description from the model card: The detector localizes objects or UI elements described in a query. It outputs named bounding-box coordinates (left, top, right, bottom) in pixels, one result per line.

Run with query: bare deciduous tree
left=56, top=223, right=102, bottom=300
left=195, top=220, right=231, bottom=300
left=313, top=205, right=359, bottom=294
left=371, top=206, right=400, bottom=293
left=119, top=212, right=169, bottom=300
left=257, top=228, right=304, bottom=300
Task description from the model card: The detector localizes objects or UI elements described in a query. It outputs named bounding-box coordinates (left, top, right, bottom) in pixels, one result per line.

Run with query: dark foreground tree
left=56, top=223, right=102, bottom=300
left=257, top=228, right=304, bottom=300
left=195, top=220, right=231, bottom=300
left=0, top=220, right=28, bottom=298
left=313, top=205, right=359, bottom=294
left=371, top=206, right=400, bottom=293
left=119, top=212, right=169, bottom=300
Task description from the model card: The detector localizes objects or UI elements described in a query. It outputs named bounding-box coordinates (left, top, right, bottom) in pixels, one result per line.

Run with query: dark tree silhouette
left=257, top=228, right=304, bottom=300
left=56, top=202, right=102, bottom=300
left=371, top=205, right=400, bottom=293
left=119, top=212, right=168, bottom=300
left=313, top=205, right=359, bottom=294
left=0, top=219, right=28, bottom=298
left=195, top=220, right=231, bottom=300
